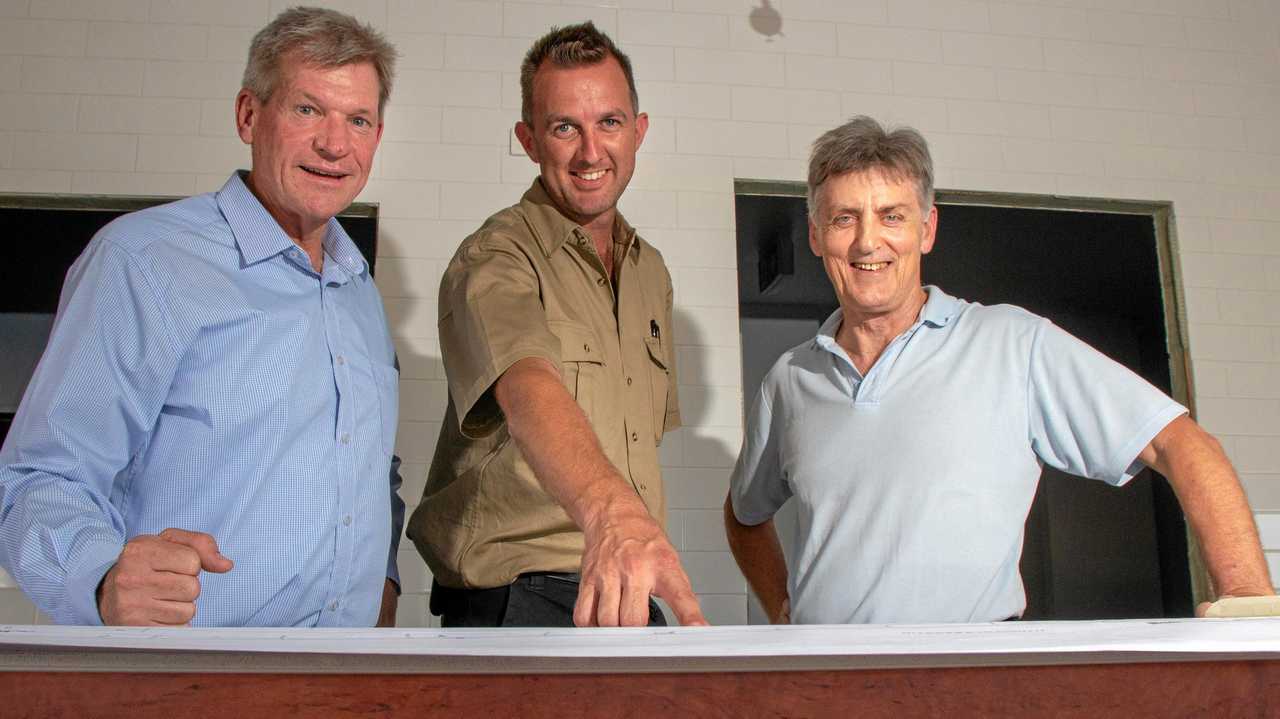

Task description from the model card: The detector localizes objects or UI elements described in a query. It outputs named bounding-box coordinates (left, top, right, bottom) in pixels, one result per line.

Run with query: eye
left=296, top=104, right=316, bottom=116
left=830, top=214, right=855, bottom=228
left=351, top=116, right=370, bottom=128
left=552, top=122, right=577, bottom=137
left=601, top=117, right=622, bottom=129
left=884, top=213, right=904, bottom=224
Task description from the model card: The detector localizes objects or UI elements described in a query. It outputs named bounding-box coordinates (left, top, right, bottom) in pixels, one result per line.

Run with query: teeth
left=579, top=170, right=606, bottom=181
left=853, top=262, right=888, bottom=271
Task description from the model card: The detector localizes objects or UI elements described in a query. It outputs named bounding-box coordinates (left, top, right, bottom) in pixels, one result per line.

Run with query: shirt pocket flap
left=549, top=320, right=604, bottom=365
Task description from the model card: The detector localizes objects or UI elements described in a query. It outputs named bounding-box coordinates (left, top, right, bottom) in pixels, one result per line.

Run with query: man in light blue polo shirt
left=726, top=116, right=1274, bottom=625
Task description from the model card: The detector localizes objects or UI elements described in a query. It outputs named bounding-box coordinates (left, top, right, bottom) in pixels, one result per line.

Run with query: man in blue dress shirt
left=0, top=8, right=404, bottom=627
left=726, top=116, right=1274, bottom=625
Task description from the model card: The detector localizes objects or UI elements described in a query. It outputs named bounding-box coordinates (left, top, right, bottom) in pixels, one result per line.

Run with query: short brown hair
left=520, top=21, right=638, bottom=125
left=808, top=116, right=935, bottom=217
left=243, top=6, right=398, bottom=115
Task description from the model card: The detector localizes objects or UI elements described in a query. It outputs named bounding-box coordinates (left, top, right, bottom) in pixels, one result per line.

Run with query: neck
left=834, top=287, right=928, bottom=374
left=244, top=171, right=326, bottom=272
left=579, top=210, right=617, bottom=275
left=295, top=235, right=325, bottom=273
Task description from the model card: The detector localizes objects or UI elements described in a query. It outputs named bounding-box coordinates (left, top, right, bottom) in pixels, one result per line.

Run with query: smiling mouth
left=573, top=169, right=608, bottom=182
left=852, top=261, right=889, bottom=271
left=300, top=165, right=348, bottom=179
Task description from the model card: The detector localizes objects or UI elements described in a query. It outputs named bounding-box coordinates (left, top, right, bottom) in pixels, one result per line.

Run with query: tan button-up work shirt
left=408, top=179, right=680, bottom=589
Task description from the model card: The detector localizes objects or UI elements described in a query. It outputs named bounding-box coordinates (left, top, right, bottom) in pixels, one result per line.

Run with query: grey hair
left=520, top=21, right=639, bottom=126
left=807, top=116, right=935, bottom=218
left=243, top=6, right=398, bottom=114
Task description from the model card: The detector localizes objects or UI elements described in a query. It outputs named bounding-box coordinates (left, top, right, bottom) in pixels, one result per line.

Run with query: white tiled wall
left=2, top=0, right=1279, bottom=626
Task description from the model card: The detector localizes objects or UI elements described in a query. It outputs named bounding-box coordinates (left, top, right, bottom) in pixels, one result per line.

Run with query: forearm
left=1141, top=416, right=1273, bottom=597
left=0, top=468, right=125, bottom=624
left=495, top=358, right=651, bottom=535
left=724, top=495, right=789, bottom=621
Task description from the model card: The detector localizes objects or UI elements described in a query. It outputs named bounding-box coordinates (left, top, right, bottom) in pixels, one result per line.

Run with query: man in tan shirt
left=407, top=22, right=706, bottom=628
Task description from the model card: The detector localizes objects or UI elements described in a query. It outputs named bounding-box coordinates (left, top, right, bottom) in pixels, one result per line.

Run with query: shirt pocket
left=373, top=362, right=400, bottom=456
left=549, top=320, right=605, bottom=416
left=644, top=335, right=670, bottom=442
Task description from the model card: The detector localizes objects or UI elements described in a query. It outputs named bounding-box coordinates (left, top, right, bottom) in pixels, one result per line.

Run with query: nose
left=577, top=127, right=602, bottom=165
left=314, top=114, right=350, bottom=159
left=851, top=218, right=880, bottom=255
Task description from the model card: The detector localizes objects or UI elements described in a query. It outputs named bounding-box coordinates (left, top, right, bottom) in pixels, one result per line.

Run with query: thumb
left=159, top=528, right=234, bottom=573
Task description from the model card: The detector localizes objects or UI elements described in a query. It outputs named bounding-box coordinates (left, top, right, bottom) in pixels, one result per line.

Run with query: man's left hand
left=377, top=578, right=398, bottom=627
left=1196, top=593, right=1280, bottom=618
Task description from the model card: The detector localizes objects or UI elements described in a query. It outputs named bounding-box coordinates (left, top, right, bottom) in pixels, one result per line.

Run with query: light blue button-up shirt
left=731, top=286, right=1186, bottom=624
left=0, top=172, right=404, bottom=626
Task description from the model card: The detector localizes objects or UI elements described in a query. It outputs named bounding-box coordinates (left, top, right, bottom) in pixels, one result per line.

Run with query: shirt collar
left=814, top=285, right=959, bottom=353
left=518, top=177, right=640, bottom=263
left=216, top=171, right=369, bottom=279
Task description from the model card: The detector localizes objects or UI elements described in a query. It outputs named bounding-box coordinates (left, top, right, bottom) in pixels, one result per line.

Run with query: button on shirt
left=0, top=172, right=404, bottom=626
left=408, top=178, right=680, bottom=589
left=730, top=286, right=1186, bottom=625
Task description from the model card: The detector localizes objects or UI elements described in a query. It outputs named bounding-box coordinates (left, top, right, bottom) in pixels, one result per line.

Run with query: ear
left=234, top=88, right=258, bottom=145
left=634, top=111, right=649, bottom=151
left=514, top=121, right=539, bottom=163
left=920, top=204, right=938, bottom=255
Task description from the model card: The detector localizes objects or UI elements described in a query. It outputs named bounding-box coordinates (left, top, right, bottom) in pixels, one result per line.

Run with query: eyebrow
left=829, top=202, right=909, bottom=217
left=542, top=107, right=630, bottom=125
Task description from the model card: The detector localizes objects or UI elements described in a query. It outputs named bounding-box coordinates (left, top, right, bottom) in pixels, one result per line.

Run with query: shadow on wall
left=373, top=237, right=446, bottom=629
left=657, top=305, right=744, bottom=626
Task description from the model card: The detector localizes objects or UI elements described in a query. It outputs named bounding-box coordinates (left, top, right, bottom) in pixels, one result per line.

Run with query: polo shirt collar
left=918, top=285, right=959, bottom=327
left=815, top=285, right=960, bottom=352
left=519, top=177, right=639, bottom=262
left=217, top=170, right=369, bottom=279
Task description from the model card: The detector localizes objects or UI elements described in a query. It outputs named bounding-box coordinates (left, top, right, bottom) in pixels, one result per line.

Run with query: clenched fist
left=96, top=528, right=233, bottom=626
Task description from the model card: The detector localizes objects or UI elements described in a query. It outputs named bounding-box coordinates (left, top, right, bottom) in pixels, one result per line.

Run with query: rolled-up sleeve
left=437, top=235, right=562, bottom=438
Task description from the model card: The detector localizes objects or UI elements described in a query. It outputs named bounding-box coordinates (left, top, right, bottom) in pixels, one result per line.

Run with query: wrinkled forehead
left=815, top=167, right=925, bottom=209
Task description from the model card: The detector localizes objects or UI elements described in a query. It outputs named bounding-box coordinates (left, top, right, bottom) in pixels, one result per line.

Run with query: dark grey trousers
left=431, top=573, right=668, bottom=627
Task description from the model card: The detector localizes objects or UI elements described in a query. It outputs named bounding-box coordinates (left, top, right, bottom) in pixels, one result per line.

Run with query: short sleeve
left=730, top=375, right=790, bottom=525
left=437, top=235, right=561, bottom=438
left=1027, top=319, right=1187, bottom=485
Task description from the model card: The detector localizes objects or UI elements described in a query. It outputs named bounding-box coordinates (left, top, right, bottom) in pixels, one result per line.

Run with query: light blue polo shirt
left=730, top=286, right=1187, bottom=625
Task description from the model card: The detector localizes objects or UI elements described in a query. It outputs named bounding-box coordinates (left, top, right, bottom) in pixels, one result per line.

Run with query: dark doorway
left=735, top=184, right=1192, bottom=621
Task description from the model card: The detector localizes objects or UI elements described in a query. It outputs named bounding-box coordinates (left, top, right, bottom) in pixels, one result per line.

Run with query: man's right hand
left=97, top=528, right=233, bottom=626
left=574, top=503, right=707, bottom=627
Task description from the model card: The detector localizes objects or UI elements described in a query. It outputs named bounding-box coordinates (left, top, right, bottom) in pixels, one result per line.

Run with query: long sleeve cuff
left=62, top=541, right=123, bottom=626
